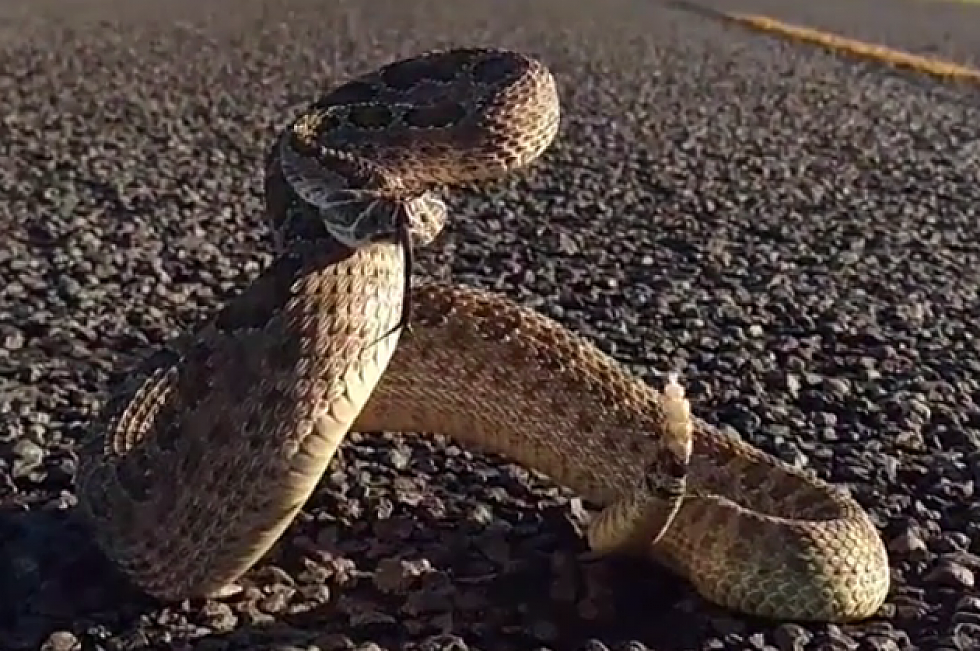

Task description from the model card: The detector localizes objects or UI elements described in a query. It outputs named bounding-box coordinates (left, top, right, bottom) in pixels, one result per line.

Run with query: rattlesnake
left=74, top=48, right=890, bottom=622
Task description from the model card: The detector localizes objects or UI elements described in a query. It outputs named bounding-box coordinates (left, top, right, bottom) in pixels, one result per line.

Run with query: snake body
left=74, top=49, right=889, bottom=622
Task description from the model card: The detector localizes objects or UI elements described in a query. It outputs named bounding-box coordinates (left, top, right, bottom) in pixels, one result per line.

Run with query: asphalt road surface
left=1, top=0, right=978, bottom=649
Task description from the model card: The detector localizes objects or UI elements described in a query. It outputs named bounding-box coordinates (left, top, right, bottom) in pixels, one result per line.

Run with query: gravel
left=1, top=0, right=979, bottom=649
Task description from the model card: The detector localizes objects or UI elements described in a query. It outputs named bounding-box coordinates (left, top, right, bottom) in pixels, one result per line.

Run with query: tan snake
left=74, top=48, right=890, bottom=623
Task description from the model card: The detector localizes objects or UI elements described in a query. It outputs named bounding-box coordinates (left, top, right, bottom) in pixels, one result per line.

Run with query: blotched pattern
left=75, top=48, right=888, bottom=624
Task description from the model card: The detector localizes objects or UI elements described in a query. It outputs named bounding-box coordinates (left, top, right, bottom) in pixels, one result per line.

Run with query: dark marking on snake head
left=380, top=53, right=462, bottom=89
left=472, top=52, right=524, bottom=85
left=318, top=80, right=381, bottom=107
left=442, top=48, right=499, bottom=74
left=405, top=100, right=469, bottom=129
left=348, top=104, right=396, bottom=130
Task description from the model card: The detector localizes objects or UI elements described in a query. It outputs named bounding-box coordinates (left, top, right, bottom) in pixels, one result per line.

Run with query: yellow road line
left=727, top=13, right=980, bottom=84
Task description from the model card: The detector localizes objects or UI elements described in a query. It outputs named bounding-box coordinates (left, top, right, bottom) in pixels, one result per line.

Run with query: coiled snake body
left=75, top=48, right=890, bottom=622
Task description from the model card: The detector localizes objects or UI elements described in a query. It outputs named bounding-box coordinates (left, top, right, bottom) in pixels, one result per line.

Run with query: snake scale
left=74, top=48, right=890, bottom=622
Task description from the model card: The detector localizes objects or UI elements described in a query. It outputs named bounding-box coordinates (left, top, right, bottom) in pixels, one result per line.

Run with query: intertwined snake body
left=75, top=48, right=889, bottom=623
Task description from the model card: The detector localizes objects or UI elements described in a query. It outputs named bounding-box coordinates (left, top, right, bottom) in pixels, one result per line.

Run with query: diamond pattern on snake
left=75, top=48, right=889, bottom=622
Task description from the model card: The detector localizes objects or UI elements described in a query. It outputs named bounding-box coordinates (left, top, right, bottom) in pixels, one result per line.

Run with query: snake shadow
left=0, top=501, right=739, bottom=651
left=0, top=506, right=158, bottom=649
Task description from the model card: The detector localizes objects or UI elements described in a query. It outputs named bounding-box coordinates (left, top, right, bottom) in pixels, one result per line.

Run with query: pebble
left=39, top=631, right=79, bottom=651
left=889, top=526, right=929, bottom=559
left=925, top=561, right=975, bottom=589
left=772, top=623, right=812, bottom=651
left=953, top=623, right=980, bottom=651
left=11, top=439, right=45, bottom=478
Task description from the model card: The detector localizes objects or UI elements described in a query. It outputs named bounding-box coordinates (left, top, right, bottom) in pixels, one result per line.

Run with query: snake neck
left=264, top=128, right=450, bottom=338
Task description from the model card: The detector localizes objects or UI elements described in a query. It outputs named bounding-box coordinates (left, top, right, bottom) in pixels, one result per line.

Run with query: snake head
left=311, top=189, right=447, bottom=251
left=277, top=130, right=446, bottom=250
